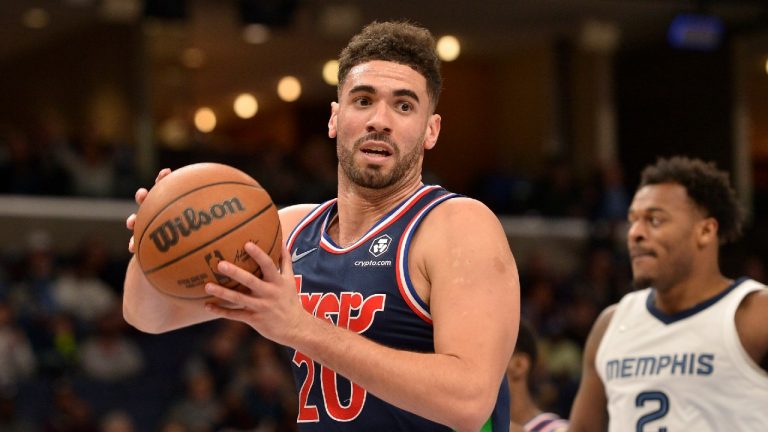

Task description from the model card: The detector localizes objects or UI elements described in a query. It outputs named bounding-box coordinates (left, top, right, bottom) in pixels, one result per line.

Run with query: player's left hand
left=202, top=242, right=309, bottom=345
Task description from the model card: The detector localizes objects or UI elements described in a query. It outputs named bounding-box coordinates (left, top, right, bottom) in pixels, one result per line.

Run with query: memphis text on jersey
left=604, top=352, right=714, bottom=381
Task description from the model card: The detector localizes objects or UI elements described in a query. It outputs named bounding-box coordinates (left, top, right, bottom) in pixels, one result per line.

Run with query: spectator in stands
left=51, top=128, right=116, bottom=198
left=79, top=307, right=144, bottom=382
left=508, top=320, right=569, bottom=432
left=230, top=337, right=295, bottom=429
left=99, top=410, right=136, bottom=432
left=183, top=321, right=250, bottom=395
left=52, top=237, right=117, bottom=325
left=0, top=393, right=36, bottom=432
left=42, top=380, right=98, bottom=432
left=0, top=302, right=36, bottom=395
left=165, top=369, right=223, bottom=432
left=528, top=156, right=585, bottom=217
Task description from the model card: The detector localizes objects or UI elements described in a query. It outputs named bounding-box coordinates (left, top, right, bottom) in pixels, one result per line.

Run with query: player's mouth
left=629, top=248, right=656, bottom=261
left=359, top=142, right=394, bottom=159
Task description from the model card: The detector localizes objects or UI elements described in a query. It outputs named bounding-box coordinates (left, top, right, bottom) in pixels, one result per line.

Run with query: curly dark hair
left=639, top=156, right=745, bottom=244
left=337, top=21, right=442, bottom=109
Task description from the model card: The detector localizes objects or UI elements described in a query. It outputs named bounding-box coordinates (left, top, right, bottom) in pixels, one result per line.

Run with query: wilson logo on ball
left=150, top=197, right=246, bottom=252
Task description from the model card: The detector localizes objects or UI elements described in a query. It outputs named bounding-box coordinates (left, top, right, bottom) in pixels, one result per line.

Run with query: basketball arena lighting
left=667, top=12, right=724, bottom=51
left=277, top=76, right=301, bottom=102
left=22, top=7, right=50, bottom=29
left=323, top=60, right=339, bottom=85
left=436, top=35, right=461, bottom=61
left=242, top=23, right=270, bottom=44
left=234, top=93, right=258, bottom=118
left=180, top=47, right=205, bottom=69
left=194, top=107, right=216, bottom=133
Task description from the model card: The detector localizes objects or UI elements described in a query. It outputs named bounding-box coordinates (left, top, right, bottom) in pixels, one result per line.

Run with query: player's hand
left=126, top=168, right=172, bottom=253
left=202, top=242, right=308, bottom=345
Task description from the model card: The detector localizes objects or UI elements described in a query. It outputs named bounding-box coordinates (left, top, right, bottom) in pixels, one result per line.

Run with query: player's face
left=626, top=183, right=704, bottom=292
left=328, top=60, right=441, bottom=189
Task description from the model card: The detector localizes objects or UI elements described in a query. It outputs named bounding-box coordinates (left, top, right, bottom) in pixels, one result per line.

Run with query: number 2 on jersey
left=635, top=391, right=669, bottom=432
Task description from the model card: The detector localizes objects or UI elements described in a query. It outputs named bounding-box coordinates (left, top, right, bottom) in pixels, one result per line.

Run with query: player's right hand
left=127, top=168, right=172, bottom=253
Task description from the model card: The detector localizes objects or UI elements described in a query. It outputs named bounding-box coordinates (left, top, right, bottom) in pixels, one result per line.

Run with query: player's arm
left=735, top=289, right=768, bottom=372
left=567, top=304, right=615, bottom=432
left=122, top=168, right=312, bottom=333
left=121, top=169, right=217, bottom=333
left=204, top=197, right=520, bottom=431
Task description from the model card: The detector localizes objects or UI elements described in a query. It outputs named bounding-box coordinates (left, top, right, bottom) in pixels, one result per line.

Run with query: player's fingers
left=156, top=168, right=172, bottom=184
left=135, top=188, right=148, bottom=205
left=126, top=213, right=136, bottom=230
left=278, top=245, right=293, bottom=278
left=128, top=236, right=135, bottom=254
left=215, top=260, right=265, bottom=294
left=205, top=282, right=256, bottom=308
left=204, top=300, right=252, bottom=321
left=245, top=242, right=281, bottom=282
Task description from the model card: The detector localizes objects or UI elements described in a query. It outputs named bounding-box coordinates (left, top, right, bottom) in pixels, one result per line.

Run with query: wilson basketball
left=133, top=163, right=282, bottom=301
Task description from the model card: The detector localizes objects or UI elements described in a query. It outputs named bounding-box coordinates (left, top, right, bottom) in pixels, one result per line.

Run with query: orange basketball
left=133, top=163, right=282, bottom=300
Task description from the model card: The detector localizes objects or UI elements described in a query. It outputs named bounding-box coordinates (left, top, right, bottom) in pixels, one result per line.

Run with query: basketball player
left=123, top=21, right=520, bottom=431
left=568, top=156, right=768, bottom=431
left=507, top=321, right=568, bottom=432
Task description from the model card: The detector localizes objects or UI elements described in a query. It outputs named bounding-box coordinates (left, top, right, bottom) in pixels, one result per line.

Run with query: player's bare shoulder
left=735, top=285, right=768, bottom=370
left=278, top=204, right=317, bottom=238
left=419, top=196, right=506, bottom=237
left=412, top=196, right=515, bottom=270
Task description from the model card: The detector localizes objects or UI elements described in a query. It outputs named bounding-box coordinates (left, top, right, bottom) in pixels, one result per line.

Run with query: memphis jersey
left=285, top=185, right=510, bottom=431
left=595, top=278, right=768, bottom=431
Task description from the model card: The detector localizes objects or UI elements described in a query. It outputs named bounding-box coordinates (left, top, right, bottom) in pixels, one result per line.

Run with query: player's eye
left=354, top=97, right=371, bottom=106
left=397, top=102, right=412, bottom=112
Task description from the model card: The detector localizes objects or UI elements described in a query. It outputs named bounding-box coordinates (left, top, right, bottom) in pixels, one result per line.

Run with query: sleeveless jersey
left=522, top=412, right=569, bottom=432
left=285, top=185, right=510, bottom=431
left=595, top=278, right=768, bottom=431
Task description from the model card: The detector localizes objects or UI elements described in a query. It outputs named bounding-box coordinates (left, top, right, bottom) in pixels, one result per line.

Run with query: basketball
left=133, top=163, right=282, bottom=301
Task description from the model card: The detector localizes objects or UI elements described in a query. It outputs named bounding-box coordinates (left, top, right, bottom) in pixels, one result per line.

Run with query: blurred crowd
left=0, top=230, right=299, bottom=432
left=1, top=123, right=766, bottom=430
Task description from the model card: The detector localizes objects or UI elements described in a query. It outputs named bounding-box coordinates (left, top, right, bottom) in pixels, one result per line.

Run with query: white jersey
left=596, top=278, right=768, bottom=432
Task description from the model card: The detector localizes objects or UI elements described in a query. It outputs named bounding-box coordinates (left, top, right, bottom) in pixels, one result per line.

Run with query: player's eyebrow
left=348, top=84, right=375, bottom=95
left=348, top=85, right=420, bottom=104
left=393, top=89, right=419, bottom=103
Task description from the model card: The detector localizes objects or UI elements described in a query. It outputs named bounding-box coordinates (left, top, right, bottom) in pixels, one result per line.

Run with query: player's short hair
left=514, top=320, right=538, bottom=366
left=338, top=21, right=442, bottom=109
left=639, top=156, right=745, bottom=244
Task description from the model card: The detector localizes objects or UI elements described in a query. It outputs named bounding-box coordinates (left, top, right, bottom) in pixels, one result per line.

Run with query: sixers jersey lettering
left=285, top=185, right=510, bottom=431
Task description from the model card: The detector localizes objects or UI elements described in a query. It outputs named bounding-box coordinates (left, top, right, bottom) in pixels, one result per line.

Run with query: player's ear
left=328, top=102, right=339, bottom=139
left=697, top=217, right=719, bottom=248
left=507, top=353, right=529, bottom=381
left=423, top=113, right=441, bottom=150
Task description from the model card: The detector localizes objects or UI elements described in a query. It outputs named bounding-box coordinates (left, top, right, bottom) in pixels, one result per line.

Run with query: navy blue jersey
left=285, top=184, right=510, bottom=431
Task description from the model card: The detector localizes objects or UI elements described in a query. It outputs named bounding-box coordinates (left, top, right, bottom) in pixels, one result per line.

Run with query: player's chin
left=631, top=274, right=654, bottom=290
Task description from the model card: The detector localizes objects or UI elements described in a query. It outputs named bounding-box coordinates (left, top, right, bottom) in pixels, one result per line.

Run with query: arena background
left=0, top=1, right=766, bottom=430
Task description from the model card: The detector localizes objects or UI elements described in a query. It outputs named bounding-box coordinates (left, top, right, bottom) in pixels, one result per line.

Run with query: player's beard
left=337, top=131, right=423, bottom=189
left=631, top=276, right=654, bottom=290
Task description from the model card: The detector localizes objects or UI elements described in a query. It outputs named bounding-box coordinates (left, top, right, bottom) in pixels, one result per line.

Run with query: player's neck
left=654, top=271, right=733, bottom=314
left=509, top=386, right=542, bottom=426
left=331, top=177, right=423, bottom=247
